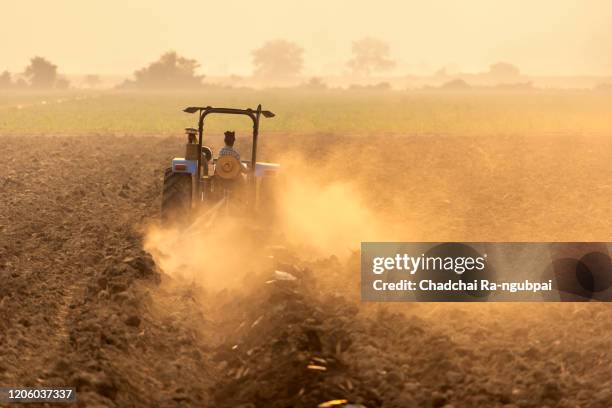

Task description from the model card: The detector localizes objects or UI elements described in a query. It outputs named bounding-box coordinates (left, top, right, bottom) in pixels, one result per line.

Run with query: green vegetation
left=1, top=89, right=611, bottom=137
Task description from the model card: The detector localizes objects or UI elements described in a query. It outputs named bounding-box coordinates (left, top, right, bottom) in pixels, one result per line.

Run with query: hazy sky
left=1, top=0, right=611, bottom=76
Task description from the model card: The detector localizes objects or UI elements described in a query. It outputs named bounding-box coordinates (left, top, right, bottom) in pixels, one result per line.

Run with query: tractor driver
left=218, top=131, right=247, bottom=173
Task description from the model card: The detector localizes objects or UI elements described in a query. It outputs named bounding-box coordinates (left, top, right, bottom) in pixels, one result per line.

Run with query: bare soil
left=1, top=134, right=611, bottom=407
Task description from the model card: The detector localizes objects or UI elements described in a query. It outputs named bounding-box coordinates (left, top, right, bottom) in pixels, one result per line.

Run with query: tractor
left=161, top=105, right=279, bottom=225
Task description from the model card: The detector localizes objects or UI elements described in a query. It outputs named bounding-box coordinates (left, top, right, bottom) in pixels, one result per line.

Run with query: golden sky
left=1, top=0, right=611, bottom=76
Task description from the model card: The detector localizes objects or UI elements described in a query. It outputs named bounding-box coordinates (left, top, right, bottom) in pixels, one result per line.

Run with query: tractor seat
left=215, top=155, right=241, bottom=180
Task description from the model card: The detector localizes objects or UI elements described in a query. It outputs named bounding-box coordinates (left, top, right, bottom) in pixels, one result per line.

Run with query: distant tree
left=0, top=71, right=13, bottom=88
left=15, top=78, right=28, bottom=89
left=126, top=51, right=204, bottom=89
left=440, top=79, right=471, bottom=90
left=347, top=37, right=396, bottom=76
left=494, top=81, right=533, bottom=90
left=24, top=57, right=62, bottom=88
left=252, top=40, right=304, bottom=78
left=55, top=77, right=70, bottom=90
left=83, top=74, right=101, bottom=88
left=487, top=62, right=520, bottom=82
left=349, top=81, right=391, bottom=91
left=301, top=77, right=327, bottom=90
left=372, top=81, right=391, bottom=91
left=434, top=67, right=448, bottom=78
left=594, top=83, right=612, bottom=91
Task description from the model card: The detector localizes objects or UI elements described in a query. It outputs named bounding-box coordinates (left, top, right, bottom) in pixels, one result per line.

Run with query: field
left=1, top=89, right=612, bottom=407
left=2, top=89, right=612, bottom=137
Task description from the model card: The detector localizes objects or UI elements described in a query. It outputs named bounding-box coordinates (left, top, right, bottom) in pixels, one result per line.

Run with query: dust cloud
left=144, top=148, right=393, bottom=286
left=144, top=215, right=270, bottom=289
left=273, top=152, right=386, bottom=257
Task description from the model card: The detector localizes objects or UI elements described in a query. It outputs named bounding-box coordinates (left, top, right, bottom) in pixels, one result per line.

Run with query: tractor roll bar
left=183, top=105, right=275, bottom=176
left=183, top=105, right=274, bottom=210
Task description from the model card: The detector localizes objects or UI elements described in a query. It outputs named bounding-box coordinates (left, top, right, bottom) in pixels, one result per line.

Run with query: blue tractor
left=161, top=105, right=279, bottom=225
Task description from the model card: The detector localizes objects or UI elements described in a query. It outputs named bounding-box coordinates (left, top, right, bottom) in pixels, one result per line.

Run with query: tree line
left=1, top=37, right=524, bottom=90
left=121, top=37, right=400, bottom=89
left=1, top=57, right=70, bottom=89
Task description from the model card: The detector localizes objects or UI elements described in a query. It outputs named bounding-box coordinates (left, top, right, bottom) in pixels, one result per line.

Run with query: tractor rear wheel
left=161, top=168, right=192, bottom=226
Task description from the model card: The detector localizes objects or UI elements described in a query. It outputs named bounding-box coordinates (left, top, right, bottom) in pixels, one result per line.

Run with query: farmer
left=218, top=130, right=247, bottom=173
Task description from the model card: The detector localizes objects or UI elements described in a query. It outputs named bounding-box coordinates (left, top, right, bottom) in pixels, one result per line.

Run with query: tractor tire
left=161, top=168, right=192, bottom=226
